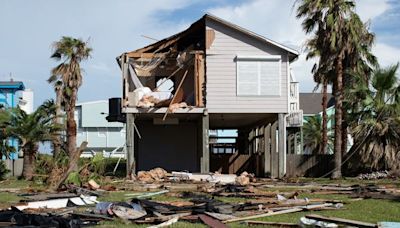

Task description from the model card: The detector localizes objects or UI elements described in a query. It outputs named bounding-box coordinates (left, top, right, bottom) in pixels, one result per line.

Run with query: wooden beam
left=162, top=69, right=189, bottom=121
left=126, top=52, right=166, bottom=58
left=270, top=121, right=278, bottom=178
left=278, top=113, right=286, bottom=178
left=126, top=114, right=135, bottom=178
left=201, top=113, right=210, bottom=173
left=264, top=123, right=271, bottom=177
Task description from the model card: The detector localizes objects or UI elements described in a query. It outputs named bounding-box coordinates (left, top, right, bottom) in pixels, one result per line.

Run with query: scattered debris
left=305, top=214, right=377, bottom=228
left=88, top=179, right=100, bottom=190
left=15, top=195, right=97, bottom=210
left=357, top=170, right=390, bottom=180
left=137, top=168, right=168, bottom=182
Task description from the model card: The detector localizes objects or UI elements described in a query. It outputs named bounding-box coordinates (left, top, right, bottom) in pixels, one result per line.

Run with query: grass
left=1, top=178, right=399, bottom=227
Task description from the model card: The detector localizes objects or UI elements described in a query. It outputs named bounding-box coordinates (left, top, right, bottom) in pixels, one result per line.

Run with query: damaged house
left=111, top=14, right=303, bottom=178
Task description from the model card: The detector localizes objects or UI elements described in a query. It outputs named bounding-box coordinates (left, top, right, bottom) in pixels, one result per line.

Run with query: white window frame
left=236, top=55, right=282, bottom=97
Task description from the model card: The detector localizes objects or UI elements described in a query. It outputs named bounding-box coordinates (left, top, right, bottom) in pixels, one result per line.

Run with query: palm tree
left=303, top=115, right=333, bottom=154
left=49, top=37, right=92, bottom=159
left=47, top=79, right=63, bottom=158
left=297, top=0, right=375, bottom=178
left=0, top=109, right=14, bottom=158
left=9, top=100, right=62, bottom=180
left=349, top=64, right=400, bottom=170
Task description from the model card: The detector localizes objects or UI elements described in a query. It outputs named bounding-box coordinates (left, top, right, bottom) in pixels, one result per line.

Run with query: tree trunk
left=341, top=110, right=348, bottom=156
left=22, top=143, right=38, bottom=181
left=65, top=88, right=77, bottom=160
left=53, top=88, right=63, bottom=158
left=332, top=54, right=344, bottom=179
left=321, top=79, right=328, bottom=154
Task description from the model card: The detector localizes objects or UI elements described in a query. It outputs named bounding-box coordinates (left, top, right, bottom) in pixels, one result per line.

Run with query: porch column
left=270, top=121, right=278, bottom=178
left=264, top=123, right=271, bottom=177
left=200, top=111, right=209, bottom=173
left=126, top=113, right=135, bottom=178
left=278, top=113, right=287, bottom=178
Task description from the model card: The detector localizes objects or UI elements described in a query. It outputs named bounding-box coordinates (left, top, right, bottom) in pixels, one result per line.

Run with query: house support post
left=264, top=123, right=271, bottom=177
left=200, top=110, right=209, bottom=173
left=270, top=121, right=278, bottom=178
left=278, top=113, right=287, bottom=178
left=126, top=113, right=135, bottom=178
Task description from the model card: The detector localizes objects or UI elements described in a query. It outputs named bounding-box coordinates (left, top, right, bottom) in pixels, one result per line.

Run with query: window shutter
left=259, top=60, right=280, bottom=95
left=237, top=56, right=281, bottom=96
left=237, top=61, right=258, bottom=95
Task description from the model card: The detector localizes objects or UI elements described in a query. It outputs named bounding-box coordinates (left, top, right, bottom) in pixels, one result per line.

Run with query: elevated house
left=111, top=14, right=302, bottom=178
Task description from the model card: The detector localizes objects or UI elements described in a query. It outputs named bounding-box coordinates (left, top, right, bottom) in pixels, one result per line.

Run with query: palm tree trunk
left=66, top=88, right=77, bottom=160
left=332, top=55, right=344, bottom=179
left=22, top=143, right=37, bottom=181
left=341, top=110, right=348, bottom=157
left=321, top=79, right=328, bottom=154
left=53, top=88, right=62, bottom=158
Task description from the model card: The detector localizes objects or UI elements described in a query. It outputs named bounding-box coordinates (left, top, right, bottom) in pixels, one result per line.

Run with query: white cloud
left=355, top=0, right=390, bottom=22
left=373, top=42, right=400, bottom=67
left=208, top=0, right=396, bottom=92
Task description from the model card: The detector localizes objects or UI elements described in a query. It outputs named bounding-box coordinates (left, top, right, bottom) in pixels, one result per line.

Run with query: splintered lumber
left=305, top=214, right=377, bottom=228
left=223, top=208, right=303, bottom=223
left=162, top=69, right=189, bottom=121
left=199, top=214, right=228, bottom=228
left=245, top=221, right=298, bottom=227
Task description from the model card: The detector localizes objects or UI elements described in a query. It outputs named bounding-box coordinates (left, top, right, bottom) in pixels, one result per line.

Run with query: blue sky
left=0, top=0, right=399, bottom=107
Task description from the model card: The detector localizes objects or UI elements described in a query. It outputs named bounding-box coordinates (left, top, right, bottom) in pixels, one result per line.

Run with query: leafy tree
left=49, top=37, right=92, bottom=160
left=8, top=100, right=62, bottom=180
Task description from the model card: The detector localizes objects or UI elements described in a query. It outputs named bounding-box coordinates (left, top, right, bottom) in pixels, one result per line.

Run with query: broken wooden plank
left=199, top=214, right=228, bottom=228
left=204, top=212, right=237, bottom=221
left=148, top=216, right=179, bottom=228
left=305, top=214, right=377, bottom=228
left=224, top=203, right=332, bottom=223
left=223, top=208, right=303, bottom=223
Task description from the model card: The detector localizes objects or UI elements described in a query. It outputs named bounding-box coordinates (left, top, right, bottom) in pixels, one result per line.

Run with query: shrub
left=0, top=160, right=10, bottom=180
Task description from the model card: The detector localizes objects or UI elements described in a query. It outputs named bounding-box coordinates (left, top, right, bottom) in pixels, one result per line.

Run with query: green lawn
left=1, top=178, right=399, bottom=227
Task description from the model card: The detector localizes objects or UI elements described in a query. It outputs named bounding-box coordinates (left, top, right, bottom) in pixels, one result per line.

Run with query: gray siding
left=205, top=19, right=289, bottom=113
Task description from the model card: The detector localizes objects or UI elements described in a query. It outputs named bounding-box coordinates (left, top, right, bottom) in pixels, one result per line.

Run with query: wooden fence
left=286, top=154, right=334, bottom=177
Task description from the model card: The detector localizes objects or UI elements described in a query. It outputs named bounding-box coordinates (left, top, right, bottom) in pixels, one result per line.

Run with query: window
left=236, top=56, right=281, bottom=96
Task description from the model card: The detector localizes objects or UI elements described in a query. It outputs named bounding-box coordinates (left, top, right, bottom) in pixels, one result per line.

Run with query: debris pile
left=1, top=172, right=398, bottom=227
left=136, top=168, right=168, bottom=182
left=357, top=170, right=390, bottom=180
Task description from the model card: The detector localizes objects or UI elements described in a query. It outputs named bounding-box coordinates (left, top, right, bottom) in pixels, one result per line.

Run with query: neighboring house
left=75, top=100, right=125, bottom=158
left=113, top=14, right=302, bottom=178
left=0, top=80, right=33, bottom=176
left=0, top=80, right=33, bottom=159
